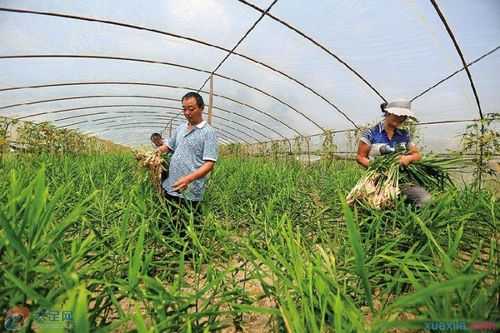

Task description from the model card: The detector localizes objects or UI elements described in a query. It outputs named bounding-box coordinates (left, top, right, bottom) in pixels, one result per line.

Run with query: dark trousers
left=401, top=184, right=432, bottom=207
left=160, top=169, right=168, bottom=183
left=164, top=193, right=201, bottom=215
left=163, top=192, right=202, bottom=237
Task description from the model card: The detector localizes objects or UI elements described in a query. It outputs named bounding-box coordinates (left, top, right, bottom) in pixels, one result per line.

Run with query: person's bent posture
left=150, top=133, right=168, bottom=183
left=150, top=132, right=164, bottom=148
left=356, top=100, right=431, bottom=207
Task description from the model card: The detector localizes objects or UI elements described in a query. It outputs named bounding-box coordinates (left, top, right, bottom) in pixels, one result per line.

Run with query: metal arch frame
left=84, top=121, right=247, bottom=144
left=0, top=7, right=358, bottom=128
left=197, top=0, right=278, bottom=91
left=55, top=111, right=269, bottom=142
left=130, top=137, right=233, bottom=145
left=59, top=114, right=258, bottom=143
left=0, top=94, right=288, bottom=140
left=0, top=54, right=324, bottom=130
left=43, top=103, right=271, bottom=141
left=83, top=118, right=186, bottom=143
left=117, top=136, right=233, bottom=146
left=236, top=0, right=387, bottom=103
left=4, top=5, right=493, bottom=138
left=429, top=0, right=483, bottom=120
left=89, top=125, right=234, bottom=146
left=80, top=120, right=241, bottom=144
left=15, top=104, right=263, bottom=143
left=48, top=115, right=237, bottom=145
left=3, top=5, right=497, bottom=129
left=300, top=117, right=488, bottom=142
left=90, top=126, right=234, bottom=146
left=50, top=109, right=264, bottom=143
left=411, top=45, right=500, bottom=102
left=0, top=81, right=303, bottom=137
left=239, top=1, right=498, bottom=123
left=0, top=94, right=283, bottom=141
left=429, top=0, right=489, bottom=185
left=177, top=0, right=279, bottom=129
left=56, top=116, right=250, bottom=144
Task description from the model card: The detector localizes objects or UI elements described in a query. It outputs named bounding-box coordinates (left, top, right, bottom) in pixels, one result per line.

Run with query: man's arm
left=158, top=130, right=177, bottom=154
left=173, top=161, right=215, bottom=192
left=156, top=144, right=172, bottom=154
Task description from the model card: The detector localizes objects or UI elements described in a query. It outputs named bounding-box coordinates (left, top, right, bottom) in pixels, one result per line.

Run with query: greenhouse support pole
left=208, top=75, right=214, bottom=126
left=306, top=137, right=311, bottom=166
left=429, top=0, right=485, bottom=188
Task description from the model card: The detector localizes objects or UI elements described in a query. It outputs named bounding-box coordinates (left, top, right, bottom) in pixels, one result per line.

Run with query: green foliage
left=0, top=117, right=18, bottom=155
left=0, top=153, right=498, bottom=332
left=13, top=120, right=130, bottom=154
left=461, top=113, right=500, bottom=187
left=321, top=130, right=337, bottom=161
left=371, top=153, right=460, bottom=190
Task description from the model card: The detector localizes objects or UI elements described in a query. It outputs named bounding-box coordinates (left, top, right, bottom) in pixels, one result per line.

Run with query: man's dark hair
left=182, top=92, right=205, bottom=109
left=150, top=132, right=162, bottom=140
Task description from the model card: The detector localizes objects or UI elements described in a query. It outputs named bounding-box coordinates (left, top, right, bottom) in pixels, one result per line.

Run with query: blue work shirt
left=162, top=120, right=218, bottom=202
left=360, top=121, right=412, bottom=153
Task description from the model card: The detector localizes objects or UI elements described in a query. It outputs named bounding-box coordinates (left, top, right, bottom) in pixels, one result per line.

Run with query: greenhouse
left=0, top=0, right=499, bottom=332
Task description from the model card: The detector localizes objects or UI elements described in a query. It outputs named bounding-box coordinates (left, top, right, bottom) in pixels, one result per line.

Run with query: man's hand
left=156, top=144, right=171, bottom=154
left=399, top=154, right=413, bottom=167
left=172, top=161, right=215, bottom=192
left=173, top=175, right=193, bottom=192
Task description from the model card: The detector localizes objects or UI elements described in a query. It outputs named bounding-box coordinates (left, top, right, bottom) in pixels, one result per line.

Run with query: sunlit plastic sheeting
left=233, top=15, right=381, bottom=128
left=209, top=94, right=298, bottom=140
left=412, top=71, right=477, bottom=122
left=0, top=84, right=195, bottom=109
left=169, top=91, right=279, bottom=142
left=330, top=131, right=359, bottom=155
left=51, top=107, right=181, bottom=127
left=241, top=0, right=276, bottom=9
left=0, top=58, right=211, bottom=110
left=414, top=122, right=470, bottom=153
left=437, top=0, right=500, bottom=61
left=92, top=124, right=232, bottom=146
left=210, top=72, right=324, bottom=137
left=2, top=0, right=262, bottom=52
left=0, top=12, right=229, bottom=73
left=0, top=55, right=211, bottom=88
left=268, top=0, right=469, bottom=110
left=95, top=114, right=264, bottom=144
left=96, top=128, right=170, bottom=147
left=0, top=84, right=267, bottom=143
left=308, top=135, right=322, bottom=153
left=0, top=0, right=498, bottom=149
left=218, top=55, right=355, bottom=133
left=68, top=126, right=174, bottom=147
left=19, top=101, right=262, bottom=143
left=199, top=93, right=278, bottom=141
left=469, top=52, right=500, bottom=117
left=2, top=96, right=175, bottom=119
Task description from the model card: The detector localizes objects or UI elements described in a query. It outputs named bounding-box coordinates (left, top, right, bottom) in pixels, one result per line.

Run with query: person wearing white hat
left=356, top=99, right=431, bottom=207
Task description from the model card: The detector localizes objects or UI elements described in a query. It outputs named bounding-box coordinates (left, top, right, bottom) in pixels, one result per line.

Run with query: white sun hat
left=383, top=99, right=417, bottom=120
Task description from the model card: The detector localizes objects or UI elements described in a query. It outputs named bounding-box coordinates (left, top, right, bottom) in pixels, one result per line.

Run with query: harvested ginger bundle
left=134, top=150, right=168, bottom=193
